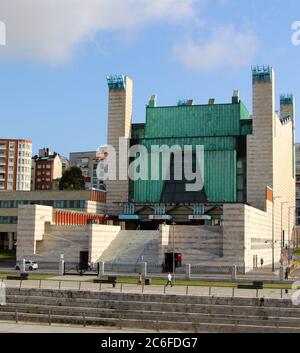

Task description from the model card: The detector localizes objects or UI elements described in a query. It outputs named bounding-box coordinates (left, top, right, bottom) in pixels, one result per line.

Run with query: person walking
left=260, top=258, right=264, bottom=267
left=137, top=272, right=143, bottom=285
left=165, top=272, right=173, bottom=287
left=285, top=267, right=290, bottom=280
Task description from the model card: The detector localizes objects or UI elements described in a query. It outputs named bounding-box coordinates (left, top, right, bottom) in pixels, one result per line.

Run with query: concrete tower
left=106, top=75, right=133, bottom=212
left=247, top=66, right=275, bottom=211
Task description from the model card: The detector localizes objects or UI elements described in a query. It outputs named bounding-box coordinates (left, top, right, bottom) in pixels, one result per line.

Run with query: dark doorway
left=79, top=251, right=89, bottom=270
left=164, top=253, right=183, bottom=272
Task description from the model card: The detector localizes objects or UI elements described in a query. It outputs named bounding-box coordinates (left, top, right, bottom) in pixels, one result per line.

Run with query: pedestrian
left=165, top=272, right=173, bottom=287
left=260, top=258, right=264, bottom=267
left=137, top=272, right=142, bottom=285
left=285, top=267, right=290, bottom=280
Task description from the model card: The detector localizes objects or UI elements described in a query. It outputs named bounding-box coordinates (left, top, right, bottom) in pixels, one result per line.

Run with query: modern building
left=105, top=67, right=296, bottom=270
left=0, top=139, right=32, bottom=191
left=296, top=143, right=300, bottom=225
left=32, top=148, right=62, bottom=191
left=69, top=151, right=106, bottom=191
left=13, top=67, right=296, bottom=272
left=0, top=189, right=107, bottom=251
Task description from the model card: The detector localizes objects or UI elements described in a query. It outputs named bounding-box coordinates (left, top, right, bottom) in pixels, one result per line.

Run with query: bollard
left=231, top=265, right=237, bottom=281
left=232, top=287, right=235, bottom=297
left=79, top=281, right=82, bottom=291
left=39, top=280, right=42, bottom=289
left=281, top=289, right=283, bottom=299
left=99, top=283, right=102, bottom=292
left=15, top=309, right=18, bottom=323
left=164, top=285, right=166, bottom=294
left=19, top=280, right=22, bottom=290
left=83, top=313, right=86, bottom=327
left=119, top=314, right=122, bottom=329
left=48, top=310, right=51, bottom=326
left=142, top=284, right=144, bottom=294
left=59, top=281, right=61, bottom=290
left=156, top=320, right=160, bottom=332
left=186, top=286, right=189, bottom=295
left=256, top=289, right=259, bottom=298
left=185, top=264, right=191, bottom=280
left=209, top=287, right=212, bottom=297
left=120, top=283, right=123, bottom=293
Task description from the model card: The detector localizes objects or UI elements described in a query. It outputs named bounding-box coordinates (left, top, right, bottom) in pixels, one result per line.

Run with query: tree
left=59, top=166, right=85, bottom=190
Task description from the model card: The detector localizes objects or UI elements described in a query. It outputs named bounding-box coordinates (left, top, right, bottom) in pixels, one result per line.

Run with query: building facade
left=32, top=148, right=62, bottom=190
left=0, top=139, right=32, bottom=192
left=70, top=151, right=106, bottom=191
left=12, top=67, right=296, bottom=272
left=105, top=67, right=295, bottom=271
left=0, top=190, right=106, bottom=251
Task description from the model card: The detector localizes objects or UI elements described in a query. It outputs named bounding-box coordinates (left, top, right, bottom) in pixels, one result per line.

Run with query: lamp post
left=288, top=206, right=296, bottom=265
left=281, top=201, right=289, bottom=265
left=272, top=196, right=281, bottom=272
left=172, top=220, right=176, bottom=284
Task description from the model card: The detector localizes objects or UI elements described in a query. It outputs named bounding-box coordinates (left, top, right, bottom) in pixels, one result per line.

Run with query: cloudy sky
left=0, top=0, right=299, bottom=155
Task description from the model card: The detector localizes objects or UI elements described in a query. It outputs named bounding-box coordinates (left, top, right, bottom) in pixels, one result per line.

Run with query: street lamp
left=288, top=206, right=296, bottom=265
left=272, top=195, right=281, bottom=272
left=281, top=201, right=289, bottom=246
left=281, top=201, right=289, bottom=265
left=172, top=220, right=176, bottom=284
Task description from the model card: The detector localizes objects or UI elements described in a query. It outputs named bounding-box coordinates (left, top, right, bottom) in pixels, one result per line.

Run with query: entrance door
left=79, top=251, right=89, bottom=270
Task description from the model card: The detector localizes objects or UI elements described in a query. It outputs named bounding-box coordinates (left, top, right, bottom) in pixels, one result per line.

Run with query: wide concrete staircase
left=1, top=288, right=300, bottom=333
left=100, top=230, right=159, bottom=264
left=164, top=226, right=223, bottom=265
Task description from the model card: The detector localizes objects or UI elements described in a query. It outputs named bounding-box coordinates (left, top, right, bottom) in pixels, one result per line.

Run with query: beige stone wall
left=53, top=155, right=62, bottom=180
left=247, top=69, right=275, bottom=211
left=17, top=205, right=53, bottom=260
left=88, top=224, right=121, bottom=263
left=273, top=99, right=296, bottom=258
left=85, top=201, right=106, bottom=214
left=158, top=224, right=223, bottom=266
left=247, top=68, right=295, bottom=265
left=106, top=77, right=133, bottom=211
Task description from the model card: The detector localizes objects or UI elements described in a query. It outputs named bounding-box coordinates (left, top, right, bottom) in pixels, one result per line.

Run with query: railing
left=1, top=278, right=295, bottom=301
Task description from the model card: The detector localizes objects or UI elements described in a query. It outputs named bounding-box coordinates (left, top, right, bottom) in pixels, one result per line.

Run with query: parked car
left=15, top=260, right=38, bottom=271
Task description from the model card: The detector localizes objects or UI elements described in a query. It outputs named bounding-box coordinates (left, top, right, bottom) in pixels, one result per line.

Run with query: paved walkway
left=0, top=321, right=167, bottom=333
left=1, top=279, right=294, bottom=300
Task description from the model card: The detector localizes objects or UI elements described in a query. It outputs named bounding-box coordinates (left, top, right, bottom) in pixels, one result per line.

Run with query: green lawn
left=0, top=251, right=16, bottom=261
left=92, top=276, right=292, bottom=290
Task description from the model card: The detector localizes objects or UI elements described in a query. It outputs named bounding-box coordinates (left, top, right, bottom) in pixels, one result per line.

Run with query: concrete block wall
left=37, top=224, right=89, bottom=263
left=247, top=68, right=275, bottom=211
left=159, top=225, right=223, bottom=265
left=247, top=67, right=295, bottom=265
left=17, top=205, right=53, bottom=260
left=88, top=224, right=121, bottom=263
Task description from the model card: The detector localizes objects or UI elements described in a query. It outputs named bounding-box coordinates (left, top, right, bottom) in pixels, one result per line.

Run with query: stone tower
left=106, top=75, right=133, bottom=213
left=247, top=66, right=275, bottom=211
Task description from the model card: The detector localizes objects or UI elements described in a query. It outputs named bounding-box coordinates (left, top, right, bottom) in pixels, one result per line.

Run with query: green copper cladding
left=130, top=100, right=252, bottom=204
left=144, top=102, right=250, bottom=139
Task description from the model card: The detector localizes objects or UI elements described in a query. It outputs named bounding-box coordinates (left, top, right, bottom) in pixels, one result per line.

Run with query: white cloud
left=173, top=25, right=259, bottom=72
left=0, top=0, right=197, bottom=64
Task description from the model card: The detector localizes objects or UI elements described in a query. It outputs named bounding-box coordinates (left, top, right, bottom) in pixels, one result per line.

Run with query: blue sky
left=0, top=0, right=300, bottom=156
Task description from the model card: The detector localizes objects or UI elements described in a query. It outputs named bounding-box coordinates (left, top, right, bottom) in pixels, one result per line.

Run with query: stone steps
left=2, top=288, right=300, bottom=332
left=1, top=302, right=300, bottom=329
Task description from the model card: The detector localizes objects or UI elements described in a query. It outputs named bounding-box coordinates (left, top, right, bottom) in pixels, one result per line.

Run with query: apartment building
left=70, top=151, right=106, bottom=191
left=32, top=148, right=62, bottom=191
left=0, top=139, right=32, bottom=191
